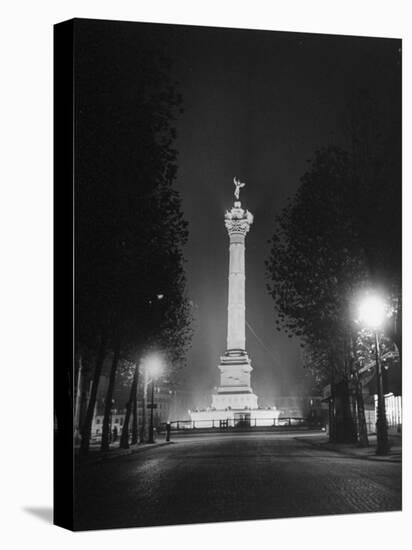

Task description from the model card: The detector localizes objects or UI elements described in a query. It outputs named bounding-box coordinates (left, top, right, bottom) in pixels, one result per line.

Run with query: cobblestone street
left=75, top=432, right=401, bottom=530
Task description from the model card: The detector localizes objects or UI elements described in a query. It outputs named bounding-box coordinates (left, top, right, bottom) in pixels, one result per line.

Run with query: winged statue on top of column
left=233, top=177, right=246, bottom=200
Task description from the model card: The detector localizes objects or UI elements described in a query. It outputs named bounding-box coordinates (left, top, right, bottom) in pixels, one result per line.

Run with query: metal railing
left=158, top=417, right=324, bottom=432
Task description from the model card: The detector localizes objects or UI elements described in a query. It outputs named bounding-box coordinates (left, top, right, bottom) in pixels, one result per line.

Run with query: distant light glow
left=143, top=353, right=164, bottom=380
left=357, top=294, right=387, bottom=329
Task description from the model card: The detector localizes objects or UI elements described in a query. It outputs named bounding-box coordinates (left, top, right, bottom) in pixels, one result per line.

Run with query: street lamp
left=145, top=354, right=164, bottom=444
left=357, top=294, right=389, bottom=455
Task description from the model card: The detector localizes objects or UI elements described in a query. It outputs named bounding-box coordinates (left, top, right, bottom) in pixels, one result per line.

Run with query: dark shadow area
left=23, top=506, right=53, bottom=524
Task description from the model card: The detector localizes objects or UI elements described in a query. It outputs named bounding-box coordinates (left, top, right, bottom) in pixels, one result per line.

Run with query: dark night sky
left=76, top=20, right=401, bottom=412
left=161, top=24, right=400, bottom=409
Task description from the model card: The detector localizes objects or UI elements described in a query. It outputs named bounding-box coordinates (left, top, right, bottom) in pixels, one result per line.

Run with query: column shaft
left=227, top=235, right=246, bottom=350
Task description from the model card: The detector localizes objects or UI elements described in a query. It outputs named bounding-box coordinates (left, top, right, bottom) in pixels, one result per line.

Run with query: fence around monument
left=159, top=417, right=325, bottom=432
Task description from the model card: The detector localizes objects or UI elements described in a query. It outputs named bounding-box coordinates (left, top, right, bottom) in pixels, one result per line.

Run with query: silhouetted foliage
left=266, top=87, right=401, bottom=389
left=75, top=23, right=192, bottom=454
left=266, top=146, right=369, bottom=384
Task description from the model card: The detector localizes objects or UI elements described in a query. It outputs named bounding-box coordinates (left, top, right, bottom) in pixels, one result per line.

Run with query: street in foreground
left=75, top=432, right=401, bottom=530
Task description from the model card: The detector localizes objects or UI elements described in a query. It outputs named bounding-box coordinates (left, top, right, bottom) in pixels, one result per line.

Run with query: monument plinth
left=189, top=179, right=278, bottom=427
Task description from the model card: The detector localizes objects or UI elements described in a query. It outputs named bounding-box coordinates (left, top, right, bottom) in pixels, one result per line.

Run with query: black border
left=53, top=18, right=75, bottom=531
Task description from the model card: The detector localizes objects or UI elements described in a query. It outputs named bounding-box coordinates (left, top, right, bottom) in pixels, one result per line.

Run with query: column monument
left=211, top=178, right=258, bottom=411
left=189, top=178, right=278, bottom=427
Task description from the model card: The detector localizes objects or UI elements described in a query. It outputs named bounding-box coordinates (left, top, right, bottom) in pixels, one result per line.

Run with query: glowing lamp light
left=357, top=294, right=387, bottom=329
left=144, top=354, right=164, bottom=380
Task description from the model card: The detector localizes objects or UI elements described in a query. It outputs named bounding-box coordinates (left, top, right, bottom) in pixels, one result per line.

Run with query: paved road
left=75, top=432, right=401, bottom=530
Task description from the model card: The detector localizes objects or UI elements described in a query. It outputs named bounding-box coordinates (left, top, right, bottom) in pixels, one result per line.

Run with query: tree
left=266, top=131, right=401, bottom=443
left=266, top=147, right=371, bottom=442
left=80, top=335, right=108, bottom=454
left=101, top=343, right=121, bottom=451
left=75, top=24, right=192, bottom=455
left=119, top=362, right=138, bottom=449
left=344, top=89, right=402, bottom=357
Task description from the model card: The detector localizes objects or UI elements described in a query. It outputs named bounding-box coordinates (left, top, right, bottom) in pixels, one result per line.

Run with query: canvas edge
left=53, top=18, right=75, bottom=532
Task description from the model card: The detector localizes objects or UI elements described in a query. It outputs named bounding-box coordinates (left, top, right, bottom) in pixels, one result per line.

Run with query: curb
left=295, top=436, right=402, bottom=464
left=77, top=440, right=174, bottom=465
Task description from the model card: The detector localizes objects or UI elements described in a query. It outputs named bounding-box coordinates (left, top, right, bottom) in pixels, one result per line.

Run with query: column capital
left=224, top=202, right=253, bottom=238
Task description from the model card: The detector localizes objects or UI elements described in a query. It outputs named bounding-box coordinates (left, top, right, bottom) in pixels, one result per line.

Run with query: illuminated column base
left=189, top=408, right=280, bottom=428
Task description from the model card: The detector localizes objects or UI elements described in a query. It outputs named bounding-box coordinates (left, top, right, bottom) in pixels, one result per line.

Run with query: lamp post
left=141, top=294, right=165, bottom=444
left=148, top=379, right=155, bottom=443
left=145, top=354, right=163, bottom=444
left=358, top=294, right=389, bottom=455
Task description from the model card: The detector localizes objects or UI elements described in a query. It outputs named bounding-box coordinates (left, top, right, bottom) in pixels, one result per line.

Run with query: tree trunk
left=80, top=335, right=107, bottom=455
left=349, top=335, right=369, bottom=447
left=74, top=355, right=83, bottom=444
left=334, top=379, right=358, bottom=443
left=101, top=342, right=121, bottom=452
left=393, top=296, right=402, bottom=363
left=328, top=358, right=337, bottom=443
left=355, top=376, right=369, bottom=447
left=119, top=365, right=138, bottom=449
left=77, top=369, right=90, bottom=442
left=131, top=366, right=139, bottom=445
left=329, top=396, right=337, bottom=443
left=139, top=376, right=147, bottom=443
